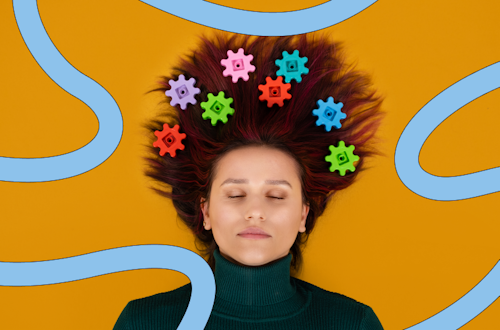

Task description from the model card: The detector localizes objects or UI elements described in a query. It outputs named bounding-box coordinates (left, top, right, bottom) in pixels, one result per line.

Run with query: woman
left=114, top=33, right=384, bottom=329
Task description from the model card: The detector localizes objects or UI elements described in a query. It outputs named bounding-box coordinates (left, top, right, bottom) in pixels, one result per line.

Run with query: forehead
left=213, top=146, right=301, bottom=183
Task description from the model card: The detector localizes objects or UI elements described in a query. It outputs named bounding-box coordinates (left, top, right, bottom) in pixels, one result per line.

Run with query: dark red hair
left=144, top=33, right=383, bottom=275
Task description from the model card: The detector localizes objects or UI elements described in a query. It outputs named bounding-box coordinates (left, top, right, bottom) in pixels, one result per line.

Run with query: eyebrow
left=220, top=178, right=292, bottom=188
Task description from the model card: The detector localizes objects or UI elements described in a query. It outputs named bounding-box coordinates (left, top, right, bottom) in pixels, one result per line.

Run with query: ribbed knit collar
left=211, top=248, right=310, bottom=320
left=213, top=248, right=295, bottom=305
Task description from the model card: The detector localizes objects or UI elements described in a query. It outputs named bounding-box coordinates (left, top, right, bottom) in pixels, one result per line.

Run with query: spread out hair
left=144, top=32, right=384, bottom=274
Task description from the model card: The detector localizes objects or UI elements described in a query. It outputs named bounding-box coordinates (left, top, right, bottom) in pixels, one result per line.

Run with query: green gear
left=325, top=141, right=360, bottom=176
left=201, top=91, right=235, bottom=126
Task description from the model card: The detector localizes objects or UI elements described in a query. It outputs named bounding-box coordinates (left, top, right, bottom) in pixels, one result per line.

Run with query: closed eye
left=268, top=196, right=284, bottom=200
left=228, top=195, right=244, bottom=199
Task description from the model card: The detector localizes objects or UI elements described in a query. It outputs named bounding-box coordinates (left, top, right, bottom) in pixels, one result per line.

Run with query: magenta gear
left=220, top=48, right=256, bottom=83
left=165, top=74, right=201, bottom=110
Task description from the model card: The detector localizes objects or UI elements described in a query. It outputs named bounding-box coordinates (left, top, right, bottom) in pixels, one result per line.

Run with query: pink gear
left=220, top=48, right=256, bottom=83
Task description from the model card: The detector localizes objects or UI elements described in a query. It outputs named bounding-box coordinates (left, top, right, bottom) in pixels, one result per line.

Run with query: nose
left=245, top=198, right=265, bottom=220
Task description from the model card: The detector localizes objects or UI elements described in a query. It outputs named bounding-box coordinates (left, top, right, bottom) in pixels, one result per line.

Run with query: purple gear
left=165, top=74, right=201, bottom=110
left=220, top=48, right=256, bottom=83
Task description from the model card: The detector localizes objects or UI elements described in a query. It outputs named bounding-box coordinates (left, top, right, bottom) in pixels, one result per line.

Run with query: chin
left=236, top=252, right=273, bottom=267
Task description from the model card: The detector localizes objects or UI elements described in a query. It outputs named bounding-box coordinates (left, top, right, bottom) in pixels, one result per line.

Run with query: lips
left=238, top=227, right=270, bottom=236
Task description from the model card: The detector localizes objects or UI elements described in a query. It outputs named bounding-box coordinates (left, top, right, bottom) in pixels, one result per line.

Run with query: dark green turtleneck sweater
left=113, top=248, right=384, bottom=329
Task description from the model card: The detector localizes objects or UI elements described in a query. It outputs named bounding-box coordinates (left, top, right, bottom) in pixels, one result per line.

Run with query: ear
left=200, top=197, right=212, bottom=230
left=299, top=203, right=310, bottom=233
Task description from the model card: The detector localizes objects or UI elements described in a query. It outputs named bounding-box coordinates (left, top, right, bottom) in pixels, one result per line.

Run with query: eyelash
left=228, top=196, right=284, bottom=200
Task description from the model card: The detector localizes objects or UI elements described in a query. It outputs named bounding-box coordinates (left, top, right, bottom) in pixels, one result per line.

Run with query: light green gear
left=325, top=141, right=360, bottom=176
left=201, top=91, right=235, bottom=126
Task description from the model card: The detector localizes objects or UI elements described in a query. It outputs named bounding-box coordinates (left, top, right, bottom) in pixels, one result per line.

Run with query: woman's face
left=201, top=146, right=309, bottom=267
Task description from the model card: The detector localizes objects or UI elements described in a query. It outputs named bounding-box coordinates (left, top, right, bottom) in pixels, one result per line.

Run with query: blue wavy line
left=405, top=260, right=500, bottom=330
left=0, top=245, right=215, bottom=330
left=139, top=0, right=377, bottom=36
left=395, top=62, right=500, bottom=201
left=0, top=0, right=123, bottom=182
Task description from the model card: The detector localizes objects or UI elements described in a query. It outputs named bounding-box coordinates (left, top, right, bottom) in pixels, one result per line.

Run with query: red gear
left=153, top=124, right=186, bottom=157
left=258, top=76, right=292, bottom=107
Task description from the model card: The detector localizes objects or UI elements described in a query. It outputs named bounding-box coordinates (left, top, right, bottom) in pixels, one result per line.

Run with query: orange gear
left=153, top=124, right=186, bottom=157
left=258, top=76, right=292, bottom=107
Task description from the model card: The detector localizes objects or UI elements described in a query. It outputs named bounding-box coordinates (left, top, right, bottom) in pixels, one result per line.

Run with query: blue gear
left=275, top=50, right=309, bottom=83
left=312, top=97, right=346, bottom=131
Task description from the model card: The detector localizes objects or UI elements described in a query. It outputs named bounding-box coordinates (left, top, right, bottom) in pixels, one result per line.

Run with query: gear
left=165, top=74, right=201, bottom=110
left=201, top=91, right=235, bottom=126
left=153, top=124, right=187, bottom=157
left=220, top=48, right=256, bottom=83
left=275, top=50, right=309, bottom=83
left=312, top=97, right=346, bottom=131
left=325, top=141, right=359, bottom=176
left=258, top=76, right=292, bottom=107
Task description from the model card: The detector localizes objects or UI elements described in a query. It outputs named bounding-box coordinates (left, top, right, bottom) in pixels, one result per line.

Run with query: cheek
left=271, top=203, right=304, bottom=230
left=210, top=202, right=239, bottom=236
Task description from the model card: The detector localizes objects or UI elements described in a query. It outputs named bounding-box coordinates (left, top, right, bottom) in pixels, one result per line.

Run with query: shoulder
left=113, top=283, right=192, bottom=330
left=292, top=277, right=384, bottom=330
left=293, top=277, right=366, bottom=308
left=126, top=283, right=192, bottom=314
left=130, top=283, right=192, bottom=309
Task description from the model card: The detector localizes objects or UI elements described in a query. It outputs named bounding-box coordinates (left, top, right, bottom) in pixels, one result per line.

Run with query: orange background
left=1, top=0, right=499, bottom=329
